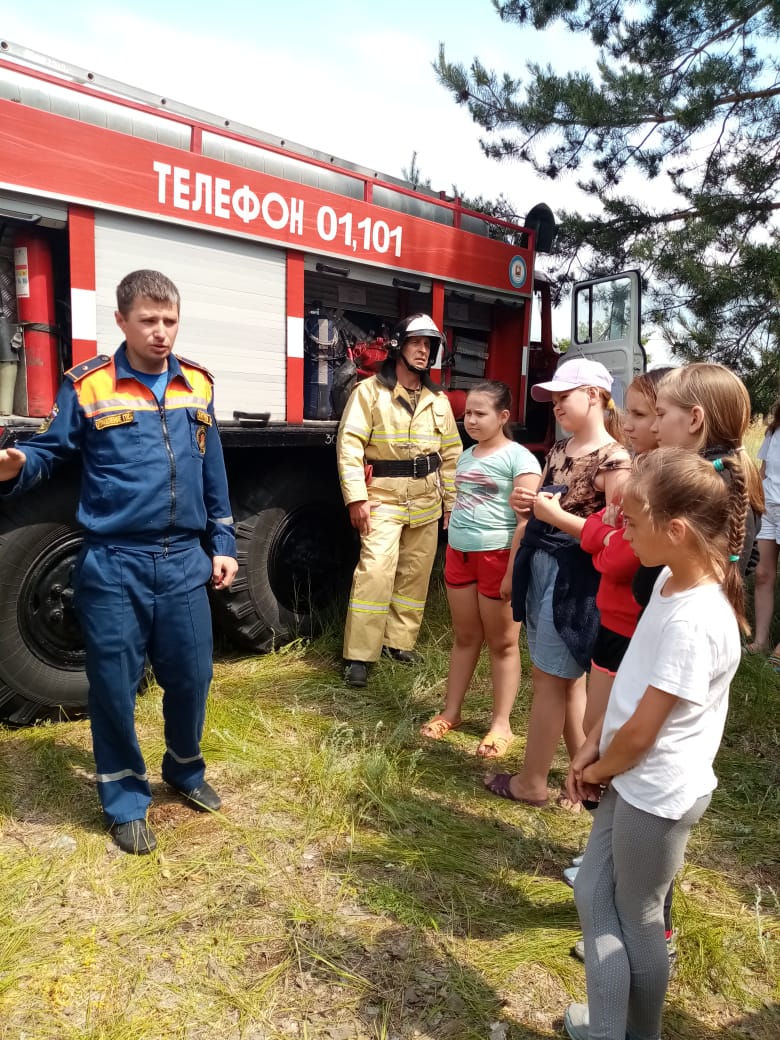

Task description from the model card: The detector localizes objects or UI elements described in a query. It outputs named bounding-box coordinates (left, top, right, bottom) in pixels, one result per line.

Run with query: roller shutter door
left=94, top=213, right=286, bottom=421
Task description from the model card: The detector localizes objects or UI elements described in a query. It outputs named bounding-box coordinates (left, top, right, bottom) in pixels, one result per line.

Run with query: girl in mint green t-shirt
left=421, top=382, right=541, bottom=757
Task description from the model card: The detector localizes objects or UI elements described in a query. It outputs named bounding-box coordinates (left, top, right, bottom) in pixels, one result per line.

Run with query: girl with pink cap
left=484, top=357, right=630, bottom=808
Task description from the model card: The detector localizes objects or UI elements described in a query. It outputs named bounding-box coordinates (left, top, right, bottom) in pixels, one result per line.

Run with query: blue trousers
left=74, top=542, right=214, bottom=824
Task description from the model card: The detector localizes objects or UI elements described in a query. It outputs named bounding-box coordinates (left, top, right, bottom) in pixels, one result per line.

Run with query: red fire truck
left=0, top=42, right=643, bottom=723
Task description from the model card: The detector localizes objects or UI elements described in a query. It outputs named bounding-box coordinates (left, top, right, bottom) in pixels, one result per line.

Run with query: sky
left=3, top=1, right=589, bottom=216
left=2, top=0, right=626, bottom=343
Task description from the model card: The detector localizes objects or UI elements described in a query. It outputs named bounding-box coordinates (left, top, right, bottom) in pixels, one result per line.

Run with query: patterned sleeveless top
left=541, top=439, right=630, bottom=519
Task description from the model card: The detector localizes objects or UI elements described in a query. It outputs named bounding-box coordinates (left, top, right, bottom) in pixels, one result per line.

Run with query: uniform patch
left=37, top=404, right=59, bottom=434
left=95, top=410, right=134, bottom=430
left=195, top=409, right=212, bottom=426
left=196, top=425, right=207, bottom=454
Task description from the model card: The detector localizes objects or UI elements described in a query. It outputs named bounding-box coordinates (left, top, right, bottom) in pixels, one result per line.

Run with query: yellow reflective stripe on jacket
left=336, top=375, right=462, bottom=512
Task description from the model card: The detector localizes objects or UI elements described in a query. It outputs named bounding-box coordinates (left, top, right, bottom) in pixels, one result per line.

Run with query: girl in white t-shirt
left=420, top=381, right=541, bottom=756
left=749, top=397, right=780, bottom=665
left=561, top=447, right=748, bottom=1040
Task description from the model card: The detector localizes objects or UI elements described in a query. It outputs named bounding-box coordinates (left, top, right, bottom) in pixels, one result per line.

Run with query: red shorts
left=444, top=545, right=511, bottom=600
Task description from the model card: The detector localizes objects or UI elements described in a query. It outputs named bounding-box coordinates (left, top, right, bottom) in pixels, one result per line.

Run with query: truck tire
left=212, top=467, right=357, bottom=652
left=0, top=476, right=89, bottom=713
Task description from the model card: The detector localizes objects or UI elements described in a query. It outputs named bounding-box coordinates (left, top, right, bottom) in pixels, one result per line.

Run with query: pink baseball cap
left=531, top=357, right=613, bottom=402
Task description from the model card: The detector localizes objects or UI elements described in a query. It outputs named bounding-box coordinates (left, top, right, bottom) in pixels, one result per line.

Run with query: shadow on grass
left=283, top=916, right=567, bottom=1039
left=664, top=1001, right=780, bottom=1040
left=0, top=727, right=104, bottom=830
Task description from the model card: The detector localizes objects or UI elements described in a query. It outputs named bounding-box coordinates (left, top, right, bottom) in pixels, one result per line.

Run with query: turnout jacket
left=2, top=344, right=235, bottom=557
left=337, top=373, right=461, bottom=527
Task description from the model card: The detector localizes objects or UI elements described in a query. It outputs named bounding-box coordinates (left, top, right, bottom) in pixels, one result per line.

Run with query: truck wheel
left=213, top=468, right=357, bottom=651
left=0, top=478, right=88, bottom=712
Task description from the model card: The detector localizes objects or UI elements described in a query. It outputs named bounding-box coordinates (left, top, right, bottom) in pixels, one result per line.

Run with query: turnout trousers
left=343, top=513, right=439, bottom=662
left=73, top=542, right=214, bottom=824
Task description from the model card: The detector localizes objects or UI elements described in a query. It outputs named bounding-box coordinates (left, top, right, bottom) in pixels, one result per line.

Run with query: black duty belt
left=369, top=452, right=442, bottom=478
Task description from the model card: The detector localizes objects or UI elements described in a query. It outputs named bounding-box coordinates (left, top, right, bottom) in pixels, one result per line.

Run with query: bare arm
left=582, top=685, right=678, bottom=787
left=597, top=454, right=631, bottom=503
left=500, top=471, right=541, bottom=600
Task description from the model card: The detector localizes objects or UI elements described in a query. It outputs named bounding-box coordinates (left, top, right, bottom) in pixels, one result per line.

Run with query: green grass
left=0, top=573, right=778, bottom=1039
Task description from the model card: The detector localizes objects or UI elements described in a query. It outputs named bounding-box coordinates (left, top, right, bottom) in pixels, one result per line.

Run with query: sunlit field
left=1, top=559, right=777, bottom=1040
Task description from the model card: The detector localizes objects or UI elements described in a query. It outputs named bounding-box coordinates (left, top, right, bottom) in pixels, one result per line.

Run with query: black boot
left=382, top=646, right=420, bottom=664
left=166, top=779, right=222, bottom=812
left=111, top=818, right=157, bottom=855
left=344, top=660, right=368, bottom=687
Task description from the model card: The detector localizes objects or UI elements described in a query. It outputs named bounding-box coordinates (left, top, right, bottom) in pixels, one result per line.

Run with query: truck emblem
left=508, top=256, right=527, bottom=289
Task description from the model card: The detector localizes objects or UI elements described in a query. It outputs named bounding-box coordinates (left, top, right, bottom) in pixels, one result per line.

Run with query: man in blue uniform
left=0, top=270, right=237, bottom=854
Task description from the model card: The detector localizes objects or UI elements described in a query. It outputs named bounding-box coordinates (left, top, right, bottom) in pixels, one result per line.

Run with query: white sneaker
left=563, top=865, right=579, bottom=888
left=563, top=1003, right=589, bottom=1040
left=571, top=854, right=584, bottom=867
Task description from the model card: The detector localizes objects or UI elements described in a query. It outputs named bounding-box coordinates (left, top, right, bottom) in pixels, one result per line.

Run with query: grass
left=0, top=570, right=778, bottom=1039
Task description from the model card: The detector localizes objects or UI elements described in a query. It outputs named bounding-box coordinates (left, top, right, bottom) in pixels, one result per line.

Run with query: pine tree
left=435, top=0, right=780, bottom=408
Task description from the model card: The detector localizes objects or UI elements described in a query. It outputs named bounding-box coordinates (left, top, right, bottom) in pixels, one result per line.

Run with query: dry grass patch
left=0, top=581, right=778, bottom=1039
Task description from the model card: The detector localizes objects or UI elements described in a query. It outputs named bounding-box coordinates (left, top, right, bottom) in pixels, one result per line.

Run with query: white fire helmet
left=389, top=313, right=443, bottom=369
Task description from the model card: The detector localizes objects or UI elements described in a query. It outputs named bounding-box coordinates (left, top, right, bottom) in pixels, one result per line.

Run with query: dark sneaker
left=382, top=646, right=420, bottom=664
left=344, top=660, right=368, bottom=687
left=167, top=779, right=222, bottom=812
left=112, top=818, right=157, bottom=855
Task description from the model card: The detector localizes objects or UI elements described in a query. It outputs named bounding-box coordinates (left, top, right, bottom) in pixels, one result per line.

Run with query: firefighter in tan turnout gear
left=337, top=314, right=462, bottom=687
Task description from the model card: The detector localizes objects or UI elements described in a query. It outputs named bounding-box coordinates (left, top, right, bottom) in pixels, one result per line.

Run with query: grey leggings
left=574, top=786, right=711, bottom=1040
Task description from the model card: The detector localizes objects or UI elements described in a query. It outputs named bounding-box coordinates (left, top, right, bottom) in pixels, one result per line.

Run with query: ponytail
left=626, top=448, right=749, bottom=634
left=718, top=454, right=749, bottom=633
left=599, top=389, right=627, bottom=445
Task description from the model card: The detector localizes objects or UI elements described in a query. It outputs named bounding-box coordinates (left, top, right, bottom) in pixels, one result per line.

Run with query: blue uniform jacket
left=2, top=344, right=236, bottom=557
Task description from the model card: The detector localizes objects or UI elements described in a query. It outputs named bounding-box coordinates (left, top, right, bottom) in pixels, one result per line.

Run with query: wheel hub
left=17, top=532, right=85, bottom=670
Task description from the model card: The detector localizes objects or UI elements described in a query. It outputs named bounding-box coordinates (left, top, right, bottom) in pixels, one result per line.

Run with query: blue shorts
left=524, top=549, right=584, bottom=679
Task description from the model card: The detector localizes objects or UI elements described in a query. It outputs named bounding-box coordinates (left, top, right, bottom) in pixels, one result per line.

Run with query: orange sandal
left=476, top=732, right=514, bottom=759
left=420, top=715, right=461, bottom=740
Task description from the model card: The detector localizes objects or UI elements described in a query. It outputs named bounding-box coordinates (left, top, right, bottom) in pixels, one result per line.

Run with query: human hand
left=442, top=510, right=451, bottom=531
left=509, top=484, right=536, bottom=515
left=567, top=764, right=604, bottom=805
left=567, top=740, right=602, bottom=802
left=603, top=500, right=622, bottom=527
left=0, top=447, right=26, bottom=482
left=582, top=763, right=610, bottom=788
left=531, top=491, right=564, bottom=524
left=212, top=555, right=238, bottom=590
left=348, top=500, right=371, bottom=536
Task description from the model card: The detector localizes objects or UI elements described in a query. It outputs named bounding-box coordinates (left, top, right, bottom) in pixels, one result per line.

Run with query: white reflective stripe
left=165, top=747, right=203, bottom=764
left=214, top=516, right=234, bottom=525
left=287, top=315, right=304, bottom=359
left=96, top=768, right=148, bottom=783
left=348, top=599, right=390, bottom=615
left=71, top=288, right=97, bottom=341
